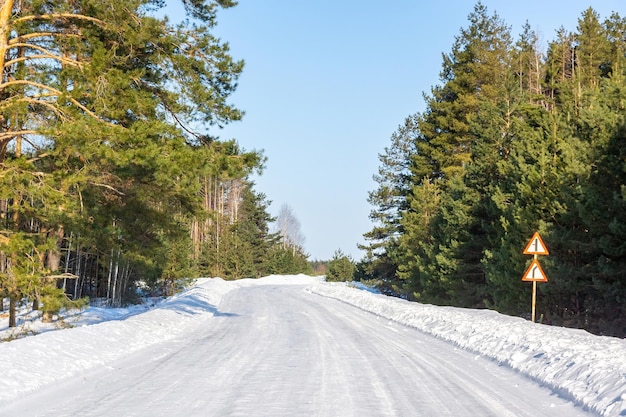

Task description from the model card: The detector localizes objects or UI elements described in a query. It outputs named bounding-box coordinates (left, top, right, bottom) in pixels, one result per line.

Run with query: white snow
left=308, top=281, right=626, bottom=417
left=0, top=274, right=624, bottom=417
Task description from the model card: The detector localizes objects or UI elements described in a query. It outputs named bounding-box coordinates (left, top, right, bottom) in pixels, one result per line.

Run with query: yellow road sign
left=522, top=259, right=548, bottom=282
left=523, top=232, right=549, bottom=255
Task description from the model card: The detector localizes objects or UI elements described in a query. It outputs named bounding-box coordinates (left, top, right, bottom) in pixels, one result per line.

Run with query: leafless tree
left=275, top=204, right=305, bottom=254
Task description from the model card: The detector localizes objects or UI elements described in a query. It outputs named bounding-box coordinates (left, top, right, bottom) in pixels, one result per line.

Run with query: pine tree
left=483, top=8, right=626, bottom=334
left=0, top=0, right=248, bottom=323
left=513, top=22, right=544, bottom=104
left=396, top=178, right=440, bottom=300
left=363, top=4, right=626, bottom=335
left=604, top=12, right=626, bottom=78
left=575, top=8, right=611, bottom=90
left=221, top=185, right=276, bottom=279
left=360, top=114, right=419, bottom=290
left=537, top=9, right=620, bottom=330
left=414, top=2, right=512, bottom=182
left=398, top=2, right=513, bottom=307
left=326, top=250, right=355, bottom=282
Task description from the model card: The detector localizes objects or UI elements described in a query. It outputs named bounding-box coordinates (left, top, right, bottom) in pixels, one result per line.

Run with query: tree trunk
left=8, top=295, right=16, bottom=328
left=111, top=249, right=120, bottom=307
left=45, top=227, right=65, bottom=273
left=106, top=248, right=114, bottom=302
left=75, top=247, right=83, bottom=299
left=64, top=232, right=73, bottom=274
left=73, top=252, right=80, bottom=299
left=0, top=236, right=5, bottom=313
left=0, top=0, right=14, bottom=84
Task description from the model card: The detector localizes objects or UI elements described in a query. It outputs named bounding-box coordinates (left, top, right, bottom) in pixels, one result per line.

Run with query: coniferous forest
left=361, top=3, right=626, bottom=337
left=2, top=0, right=625, bottom=339
left=0, top=0, right=310, bottom=328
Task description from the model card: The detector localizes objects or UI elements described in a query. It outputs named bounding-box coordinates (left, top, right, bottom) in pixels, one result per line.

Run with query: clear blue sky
left=166, top=1, right=623, bottom=261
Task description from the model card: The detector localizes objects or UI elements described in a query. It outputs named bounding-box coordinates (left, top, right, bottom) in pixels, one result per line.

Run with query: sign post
left=522, top=232, right=549, bottom=322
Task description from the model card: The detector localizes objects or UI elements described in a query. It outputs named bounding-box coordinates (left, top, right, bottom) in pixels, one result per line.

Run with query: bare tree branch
left=13, top=13, right=106, bottom=28
left=275, top=204, right=305, bottom=251
left=4, top=41, right=83, bottom=68
left=8, top=32, right=82, bottom=44
left=88, top=182, right=125, bottom=196
left=0, top=130, right=38, bottom=140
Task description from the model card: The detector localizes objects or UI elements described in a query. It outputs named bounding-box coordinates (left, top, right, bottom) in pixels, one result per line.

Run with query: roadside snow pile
left=237, top=274, right=324, bottom=287
left=0, top=278, right=237, bottom=404
left=308, top=282, right=626, bottom=417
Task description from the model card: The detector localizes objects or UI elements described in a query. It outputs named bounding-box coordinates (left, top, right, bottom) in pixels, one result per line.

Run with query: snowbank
left=236, top=274, right=324, bottom=286
left=0, top=278, right=237, bottom=404
left=308, top=282, right=626, bottom=417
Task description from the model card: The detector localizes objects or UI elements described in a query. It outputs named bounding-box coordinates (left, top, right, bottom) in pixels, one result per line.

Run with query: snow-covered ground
left=309, top=281, right=626, bottom=417
left=0, top=275, right=624, bottom=416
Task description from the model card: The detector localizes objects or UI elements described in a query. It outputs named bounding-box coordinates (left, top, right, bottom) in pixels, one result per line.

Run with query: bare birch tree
left=275, top=204, right=305, bottom=254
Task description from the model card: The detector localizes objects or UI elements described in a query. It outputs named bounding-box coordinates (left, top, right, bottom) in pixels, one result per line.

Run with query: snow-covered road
left=2, top=282, right=593, bottom=417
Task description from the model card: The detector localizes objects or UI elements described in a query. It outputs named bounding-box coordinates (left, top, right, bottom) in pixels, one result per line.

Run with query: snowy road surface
left=2, top=283, right=593, bottom=417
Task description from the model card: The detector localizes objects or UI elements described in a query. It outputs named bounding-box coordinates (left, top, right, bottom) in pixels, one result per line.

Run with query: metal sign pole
left=531, top=275, right=537, bottom=322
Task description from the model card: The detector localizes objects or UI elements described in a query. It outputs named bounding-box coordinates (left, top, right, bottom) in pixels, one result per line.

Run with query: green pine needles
left=363, top=3, right=626, bottom=337
left=0, top=0, right=301, bottom=328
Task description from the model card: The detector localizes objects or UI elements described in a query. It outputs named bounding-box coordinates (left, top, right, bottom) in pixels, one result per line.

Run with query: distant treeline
left=361, top=3, right=626, bottom=337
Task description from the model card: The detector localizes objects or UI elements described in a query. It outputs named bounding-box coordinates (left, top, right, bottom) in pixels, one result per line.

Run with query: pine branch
left=8, top=32, right=82, bottom=44
left=0, top=130, right=38, bottom=140
left=140, top=80, right=201, bottom=140
left=0, top=80, right=116, bottom=127
left=16, top=97, right=68, bottom=120
left=13, top=13, right=106, bottom=28
left=43, top=273, right=79, bottom=280
left=0, top=95, right=67, bottom=122
left=87, top=182, right=125, bottom=196
left=4, top=43, right=82, bottom=68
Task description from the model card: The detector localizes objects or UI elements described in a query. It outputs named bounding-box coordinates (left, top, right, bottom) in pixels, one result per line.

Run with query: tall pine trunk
left=8, top=295, right=15, bottom=328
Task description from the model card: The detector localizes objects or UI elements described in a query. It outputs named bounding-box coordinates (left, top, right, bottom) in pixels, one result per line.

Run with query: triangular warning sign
left=522, top=259, right=548, bottom=282
left=523, top=232, right=549, bottom=255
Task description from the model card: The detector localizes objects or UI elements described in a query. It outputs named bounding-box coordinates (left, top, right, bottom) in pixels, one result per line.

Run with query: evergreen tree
left=580, top=102, right=626, bottom=335
left=513, top=22, right=544, bottom=103
left=326, top=250, right=355, bottom=282
left=399, top=2, right=513, bottom=307
left=265, top=245, right=312, bottom=276
left=575, top=8, right=611, bottom=90
left=535, top=9, right=622, bottom=331
left=220, top=185, right=275, bottom=279
left=395, top=178, right=440, bottom=300
left=603, top=12, right=626, bottom=78
left=366, top=4, right=626, bottom=337
left=0, top=0, right=248, bottom=322
left=360, top=114, right=419, bottom=291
